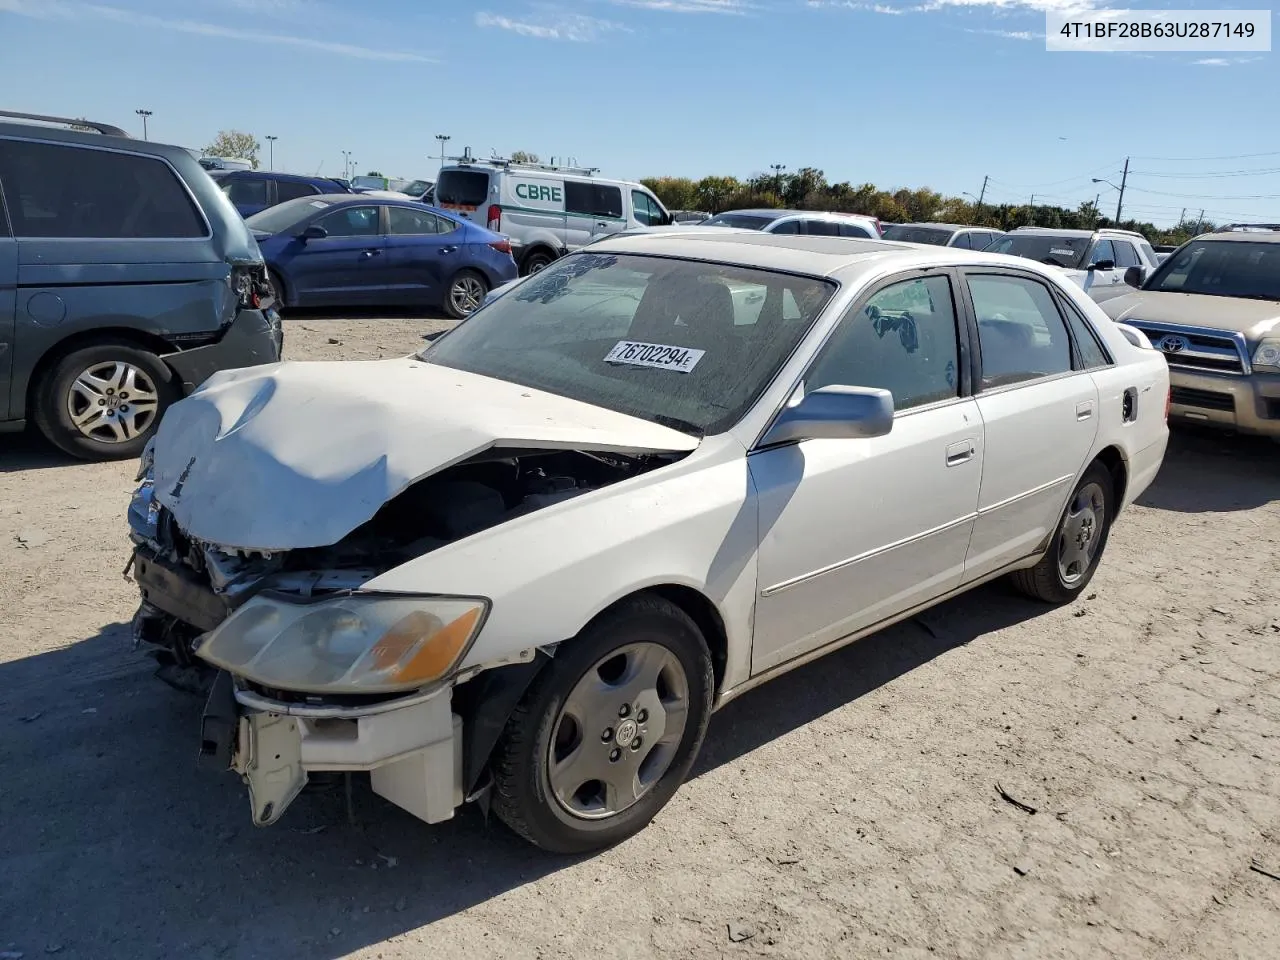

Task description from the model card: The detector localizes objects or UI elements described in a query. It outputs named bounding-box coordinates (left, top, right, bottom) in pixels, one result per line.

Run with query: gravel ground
left=1, top=313, right=1278, bottom=960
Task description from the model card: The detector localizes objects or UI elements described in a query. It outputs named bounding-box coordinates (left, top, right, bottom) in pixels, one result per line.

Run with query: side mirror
left=760, top=385, right=894, bottom=448
left=1123, top=265, right=1146, bottom=288
left=298, top=224, right=328, bottom=241
left=1088, top=258, right=1116, bottom=271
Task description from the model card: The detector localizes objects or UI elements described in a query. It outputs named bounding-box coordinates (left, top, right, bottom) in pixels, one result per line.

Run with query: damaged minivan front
left=125, top=246, right=840, bottom=851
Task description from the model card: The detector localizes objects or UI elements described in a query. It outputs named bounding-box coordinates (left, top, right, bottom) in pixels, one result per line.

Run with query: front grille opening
left=1170, top=386, right=1235, bottom=412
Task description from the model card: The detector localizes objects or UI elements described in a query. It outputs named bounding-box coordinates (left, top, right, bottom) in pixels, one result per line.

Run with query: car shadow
left=282, top=305, right=452, bottom=321
left=0, top=430, right=87, bottom=474
left=1137, top=427, right=1280, bottom=514
left=0, top=582, right=1046, bottom=960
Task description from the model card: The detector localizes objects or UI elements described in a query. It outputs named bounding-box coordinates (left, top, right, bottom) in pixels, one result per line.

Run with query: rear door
left=287, top=203, right=386, bottom=305
left=435, top=168, right=493, bottom=224
left=384, top=206, right=462, bottom=303
left=959, top=269, right=1099, bottom=582
left=0, top=182, right=13, bottom=419
left=221, top=174, right=272, bottom=218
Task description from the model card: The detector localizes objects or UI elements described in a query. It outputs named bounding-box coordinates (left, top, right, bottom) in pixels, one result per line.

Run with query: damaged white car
left=127, top=231, right=1170, bottom=853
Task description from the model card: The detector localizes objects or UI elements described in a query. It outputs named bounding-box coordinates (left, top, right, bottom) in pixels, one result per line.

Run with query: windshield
left=985, top=234, right=1090, bottom=269
left=881, top=225, right=954, bottom=245
left=398, top=179, right=432, bottom=197
left=351, top=176, right=387, bottom=190
left=419, top=252, right=836, bottom=435
left=701, top=213, right=775, bottom=231
left=1146, top=240, right=1280, bottom=300
left=245, top=196, right=337, bottom=234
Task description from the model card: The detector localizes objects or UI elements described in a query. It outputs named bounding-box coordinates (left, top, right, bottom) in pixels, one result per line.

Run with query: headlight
left=1253, top=339, right=1280, bottom=371
left=135, top=437, right=156, bottom=482
left=196, top=594, right=487, bottom=694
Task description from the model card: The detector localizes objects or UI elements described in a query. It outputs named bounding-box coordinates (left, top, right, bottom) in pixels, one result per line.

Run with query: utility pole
left=1179, top=207, right=1186, bottom=225
left=976, top=175, right=989, bottom=213
left=135, top=108, right=152, bottom=140
left=435, top=134, right=451, bottom=171
left=265, top=135, right=278, bottom=170
left=770, top=163, right=786, bottom=199
left=1115, top=156, right=1129, bottom=224
left=1197, top=208, right=1204, bottom=229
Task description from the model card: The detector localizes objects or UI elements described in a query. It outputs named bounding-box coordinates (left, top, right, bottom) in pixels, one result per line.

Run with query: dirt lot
left=1, top=314, right=1278, bottom=960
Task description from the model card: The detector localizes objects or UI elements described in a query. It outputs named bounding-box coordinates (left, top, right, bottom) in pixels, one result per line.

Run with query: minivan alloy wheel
left=548, top=641, right=690, bottom=820
left=66, top=361, right=160, bottom=443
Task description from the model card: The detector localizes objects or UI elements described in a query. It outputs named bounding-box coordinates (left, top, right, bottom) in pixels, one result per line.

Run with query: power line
left=1129, top=185, right=1280, bottom=201
left=1129, top=149, right=1280, bottom=162
left=987, top=160, right=1125, bottom=190
left=1132, top=166, right=1280, bottom=179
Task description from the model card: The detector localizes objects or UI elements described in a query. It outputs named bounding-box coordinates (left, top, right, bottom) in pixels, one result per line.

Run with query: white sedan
left=126, top=232, right=1170, bottom=853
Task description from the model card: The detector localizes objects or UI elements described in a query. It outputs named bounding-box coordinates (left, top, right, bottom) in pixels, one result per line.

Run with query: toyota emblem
left=1158, top=335, right=1190, bottom=354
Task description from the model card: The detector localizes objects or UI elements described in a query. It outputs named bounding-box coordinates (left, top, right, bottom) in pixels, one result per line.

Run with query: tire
left=443, top=269, right=489, bottom=320
left=267, top=269, right=288, bottom=310
left=1010, top=462, right=1114, bottom=604
left=521, top=249, right=555, bottom=276
left=32, top=341, right=179, bottom=462
left=492, top=594, right=714, bottom=854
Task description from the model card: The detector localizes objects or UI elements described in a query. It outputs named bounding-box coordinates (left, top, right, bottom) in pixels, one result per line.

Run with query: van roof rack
left=0, top=110, right=130, bottom=137
left=447, top=146, right=600, bottom=177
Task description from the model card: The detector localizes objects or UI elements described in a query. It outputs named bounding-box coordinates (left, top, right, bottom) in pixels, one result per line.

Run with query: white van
left=434, top=151, right=674, bottom=275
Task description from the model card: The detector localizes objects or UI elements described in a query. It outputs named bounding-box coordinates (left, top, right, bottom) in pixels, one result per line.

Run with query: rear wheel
left=267, top=269, right=288, bottom=310
left=1010, top=462, right=1113, bottom=604
left=443, top=269, right=488, bottom=319
left=492, top=595, right=713, bottom=853
left=521, top=249, right=555, bottom=276
left=33, top=341, right=179, bottom=461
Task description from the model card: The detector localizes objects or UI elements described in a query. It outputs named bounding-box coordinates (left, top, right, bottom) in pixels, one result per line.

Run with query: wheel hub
left=615, top=718, right=638, bottom=745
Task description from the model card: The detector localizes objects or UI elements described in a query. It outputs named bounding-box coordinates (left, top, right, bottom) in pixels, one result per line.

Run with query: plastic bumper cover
left=163, top=307, right=283, bottom=395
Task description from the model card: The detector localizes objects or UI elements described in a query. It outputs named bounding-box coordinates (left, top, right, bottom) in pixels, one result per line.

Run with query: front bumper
left=162, top=306, right=283, bottom=395
left=204, top=672, right=464, bottom=827
left=1166, top=367, right=1280, bottom=438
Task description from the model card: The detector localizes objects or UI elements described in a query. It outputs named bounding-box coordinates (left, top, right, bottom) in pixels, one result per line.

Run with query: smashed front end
left=126, top=438, right=684, bottom=828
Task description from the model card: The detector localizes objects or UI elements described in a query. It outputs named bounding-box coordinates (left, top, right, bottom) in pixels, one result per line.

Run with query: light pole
left=435, top=134, right=451, bottom=171
left=265, top=135, right=278, bottom=170
left=770, top=163, right=786, bottom=199
left=135, top=109, right=152, bottom=140
left=341, top=150, right=352, bottom=180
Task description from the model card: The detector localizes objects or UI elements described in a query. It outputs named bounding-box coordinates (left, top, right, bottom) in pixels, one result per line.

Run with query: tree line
left=638, top=168, right=1215, bottom=245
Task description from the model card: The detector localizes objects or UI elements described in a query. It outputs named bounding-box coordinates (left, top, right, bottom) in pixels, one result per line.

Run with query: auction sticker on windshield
left=604, top=341, right=705, bottom=373
left=1051, top=248, right=1076, bottom=257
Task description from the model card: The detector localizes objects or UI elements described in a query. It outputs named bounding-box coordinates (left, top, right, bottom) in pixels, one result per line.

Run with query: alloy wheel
left=65, top=361, right=160, bottom=444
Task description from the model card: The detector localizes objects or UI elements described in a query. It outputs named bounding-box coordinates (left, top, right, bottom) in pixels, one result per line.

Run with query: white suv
left=699, top=208, right=882, bottom=239
left=987, top=227, right=1162, bottom=303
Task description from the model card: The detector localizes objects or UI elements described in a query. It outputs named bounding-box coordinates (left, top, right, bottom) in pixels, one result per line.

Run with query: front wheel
left=491, top=595, right=713, bottom=853
left=443, top=269, right=488, bottom=320
left=1010, top=462, right=1113, bottom=604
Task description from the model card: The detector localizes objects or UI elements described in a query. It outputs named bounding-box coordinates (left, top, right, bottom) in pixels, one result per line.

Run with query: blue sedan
left=245, top=196, right=518, bottom=318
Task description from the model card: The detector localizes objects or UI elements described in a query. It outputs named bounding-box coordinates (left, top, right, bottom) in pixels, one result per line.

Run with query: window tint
left=770, top=219, right=801, bottom=235
left=565, top=182, right=623, bottom=219
left=631, top=190, right=665, bottom=227
left=972, top=232, right=995, bottom=250
left=969, top=275, right=1073, bottom=388
left=0, top=139, right=205, bottom=238
left=388, top=206, right=451, bottom=235
left=1112, top=240, right=1139, bottom=268
left=316, top=205, right=380, bottom=237
left=838, top=222, right=874, bottom=238
left=1059, top=297, right=1112, bottom=369
left=950, top=232, right=972, bottom=250
left=1139, top=241, right=1158, bottom=266
left=276, top=179, right=320, bottom=202
left=1089, top=239, right=1116, bottom=266
left=806, top=275, right=960, bottom=411
left=800, top=219, right=840, bottom=237
left=435, top=170, right=490, bottom=207
left=224, top=177, right=269, bottom=207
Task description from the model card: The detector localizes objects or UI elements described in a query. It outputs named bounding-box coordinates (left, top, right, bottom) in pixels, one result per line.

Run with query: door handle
left=438, top=246, right=458, bottom=255
left=596, top=221, right=608, bottom=228
left=360, top=249, right=381, bottom=258
left=945, top=439, right=977, bottom=466
left=1076, top=400, right=1094, bottom=421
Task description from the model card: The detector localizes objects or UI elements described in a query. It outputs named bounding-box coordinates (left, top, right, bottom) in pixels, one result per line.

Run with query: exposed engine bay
left=128, top=446, right=684, bottom=693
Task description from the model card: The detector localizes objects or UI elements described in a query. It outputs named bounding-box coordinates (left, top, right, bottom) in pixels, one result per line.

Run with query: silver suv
left=1102, top=230, right=1280, bottom=440
left=987, top=227, right=1163, bottom=303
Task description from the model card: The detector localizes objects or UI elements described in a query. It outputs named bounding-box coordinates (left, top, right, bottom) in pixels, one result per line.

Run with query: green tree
left=366, top=170, right=384, bottom=177
left=510, top=150, right=541, bottom=164
left=642, top=176, right=698, bottom=210
left=693, top=176, right=742, bottom=214
left=204, top=130, right=260, bottom=168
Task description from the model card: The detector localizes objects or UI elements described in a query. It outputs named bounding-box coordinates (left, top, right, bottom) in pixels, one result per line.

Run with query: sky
left=1, top=0, right=1277, bottom=226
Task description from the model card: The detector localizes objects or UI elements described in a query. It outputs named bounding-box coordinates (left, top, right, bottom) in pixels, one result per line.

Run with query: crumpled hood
left=150, top=358, right=699, bottom=551
left=1102, top=289, right=1280, bottom=338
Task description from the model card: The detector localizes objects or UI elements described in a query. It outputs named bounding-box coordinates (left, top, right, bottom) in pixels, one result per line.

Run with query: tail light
left=230, top=264, right=270, bottom=311
left=487, top=204, right=502, bottom=231
left=489, top=238, right=512, bottom=256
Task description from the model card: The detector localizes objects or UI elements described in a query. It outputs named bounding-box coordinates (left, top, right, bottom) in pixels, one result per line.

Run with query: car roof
left=1010, top=227, right=1094, bottom=238
left=586, top=230, right=1068, bottom=284
left=1198, top=230, right=1280, bottom=243
left=713, top=209, right=875, bottom=222
left=890, top=222, right=974, bottom=232
left=0, top=116, right=196, bottom=165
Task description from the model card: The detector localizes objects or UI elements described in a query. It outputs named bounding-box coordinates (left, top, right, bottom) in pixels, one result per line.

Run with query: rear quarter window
left=0, top=138, right=206, bottom=239
left=436, top=170, right=491, bottom=207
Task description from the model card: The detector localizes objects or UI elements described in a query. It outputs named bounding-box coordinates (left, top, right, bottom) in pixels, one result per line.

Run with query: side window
left=971, top=232, right=993, bottom=250
left=565, top=182, right=621, bottom=219
left=1059, top=297, right=1112, bottom=369
left=226, top=177, right=269, bottom=206
left=630, top=190, right=664, bottom=227
left=276, top=180, right=320, bottom=203
left=316, top=205, right=380, bottom=237
left=388, top=206, right=448, bottom=235
left=770, top=219, right=801, bottom=235
left=1089, top=238, right=1116, bottom=266
left=838, top=222, right=873, bottom=239
left=1139, top=241, right=1159, bottom=265
left=951, top=232, right=972, bottom=250
left=0, top=139, right=205, bottom=238
left=968, top=274, right=1073, bottom=388
left=1113, top=240, right=1140, bottom=268
left=594, top=185, right=623, bottom=219
left=803, top=219, right=841, bottom=237
left=805, top=275, right=960, bottom=411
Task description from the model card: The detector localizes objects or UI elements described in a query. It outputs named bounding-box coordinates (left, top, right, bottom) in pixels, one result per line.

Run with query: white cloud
left=1193, top=56, right=1260, bottom=66
left=607, top=0, right=749, bottom=13
left=476, top=11, right=628, bottom=41
left=0, top=0, right=435, bottom=60
left=965, top=26, right=1042, bottom=39
left=808, top=0, right=1106, bottom=12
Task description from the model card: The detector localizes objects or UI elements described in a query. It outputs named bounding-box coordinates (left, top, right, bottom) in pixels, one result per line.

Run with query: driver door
left=1083, top=238, right=1123, bottom=300
left=288, top=204, right=387, bottom=305
left=748, top=272, right=985, bottom=675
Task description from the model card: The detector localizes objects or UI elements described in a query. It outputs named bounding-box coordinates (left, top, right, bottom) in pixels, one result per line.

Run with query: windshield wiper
left=651, top=414, right=705, bottom=437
